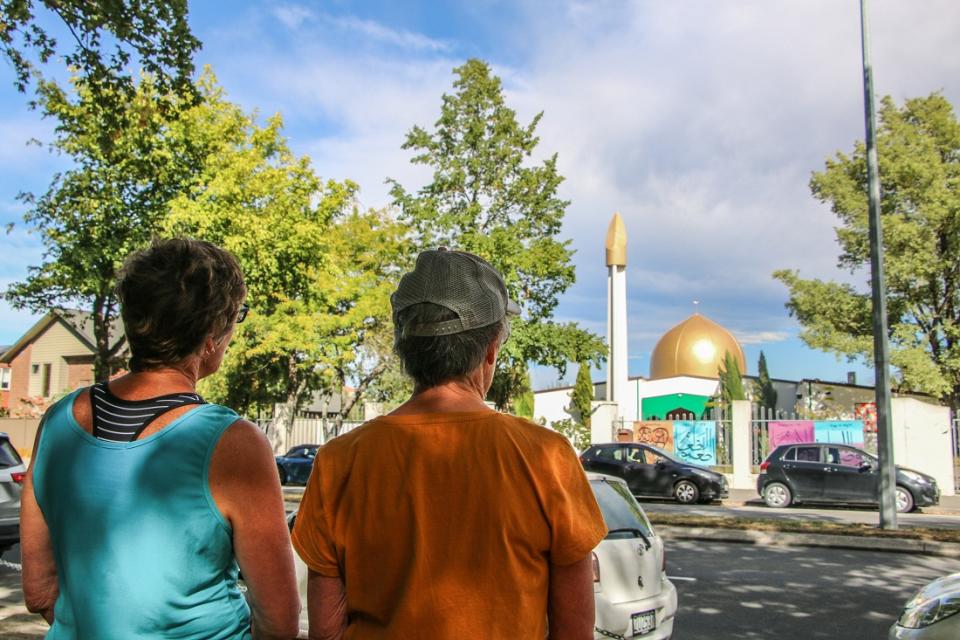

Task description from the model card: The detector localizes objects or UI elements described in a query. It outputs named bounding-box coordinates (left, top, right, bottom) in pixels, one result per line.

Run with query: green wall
left=642, top=393, right=711, bottom=420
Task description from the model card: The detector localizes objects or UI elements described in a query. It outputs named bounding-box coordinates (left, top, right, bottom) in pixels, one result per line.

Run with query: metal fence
left=256, top=418, right=362, bottom=447
left=750, top=406, right=803, bottom=466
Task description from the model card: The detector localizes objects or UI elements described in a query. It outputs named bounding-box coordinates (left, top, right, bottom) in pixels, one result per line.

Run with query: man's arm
left=306, top=570, right=347, bottom=640
left=548, top=554, right=595, bottom=640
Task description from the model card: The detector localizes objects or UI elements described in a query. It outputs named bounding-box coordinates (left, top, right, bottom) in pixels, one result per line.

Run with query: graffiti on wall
left=765, top=420, right=865, bottom=464
left=769, top=421, right=814, bottom=449
left=855, top=403, right=877, bottom=433
left=673, top=421, right=717, bottom=466
left=633, top=421, right=675, bottom=452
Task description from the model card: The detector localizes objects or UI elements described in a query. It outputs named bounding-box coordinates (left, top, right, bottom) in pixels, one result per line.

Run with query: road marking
left=667, top=576, right=697, bottom=582
left=0, top=559, right=22, bottom=572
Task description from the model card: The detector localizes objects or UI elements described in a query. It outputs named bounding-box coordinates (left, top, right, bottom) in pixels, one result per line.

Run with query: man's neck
left=390, top=379, right=493, bottom=415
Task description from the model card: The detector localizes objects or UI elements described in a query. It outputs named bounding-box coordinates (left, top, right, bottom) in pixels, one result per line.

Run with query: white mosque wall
left=890, top=397, right=955, bottom=496
left=533, top=386, right=575, bottom=427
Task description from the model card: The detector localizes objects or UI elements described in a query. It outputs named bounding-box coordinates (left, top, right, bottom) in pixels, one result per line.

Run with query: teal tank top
left=32, top=389, right=252, bottom=640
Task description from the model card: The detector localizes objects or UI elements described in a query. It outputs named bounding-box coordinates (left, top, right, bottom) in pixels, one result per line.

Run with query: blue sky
left=2, top=1, right=959, bottom=390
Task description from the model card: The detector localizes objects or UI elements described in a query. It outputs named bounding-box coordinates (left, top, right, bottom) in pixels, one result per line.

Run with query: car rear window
left=590, top=478, right=654, bottom=540
left=0, top=439, right=23, bottom=469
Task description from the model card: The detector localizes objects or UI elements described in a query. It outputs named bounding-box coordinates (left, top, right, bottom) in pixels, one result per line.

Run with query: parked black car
left=579, top=443, right=728, bottom=504
left=758, top=443, right=939, bottom=513
left=276, top=444, right=319, bottom=485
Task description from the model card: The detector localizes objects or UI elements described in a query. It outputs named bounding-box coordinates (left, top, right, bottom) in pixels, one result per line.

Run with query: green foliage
left=389, top=58, right=605, bottom=409
left=571, top=361, right=594, bottom=428
left=2, top=1, right=200, bottom=153
left=717, top=351, right=746, bottom=411
left=4, top=72, right=204, bottom=379
left=513, top=367, right=535, bottom=420
left=165, top=76, right=408, bottom=424
left=774, top=93, right=960, bottom=408
left=551, top=418, right=591, bottom=452
left=753, top=351, right=778, bottom=412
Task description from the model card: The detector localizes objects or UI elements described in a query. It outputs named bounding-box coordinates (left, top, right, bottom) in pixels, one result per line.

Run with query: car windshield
left=590, top=478, right=655, bottom=540
left=0, top=439, right=22, bottom=469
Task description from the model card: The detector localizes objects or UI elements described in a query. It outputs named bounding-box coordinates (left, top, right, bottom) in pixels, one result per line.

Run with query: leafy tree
left=570, top=361, right=595, bottom=428
left=716, top=351, right=746, bottom=412
left=551, top=418, right=590, bottom=452
left=4, top=73, right=205, bottom=380
left=753, top=351, right=778, bottom=414
left=389, top=58, right=605, bottom=409
left=774, top=93, right=960, bottom=410
left=2, top=1, right=199, bottom=108
left=165, top=79, right=407, bottom=449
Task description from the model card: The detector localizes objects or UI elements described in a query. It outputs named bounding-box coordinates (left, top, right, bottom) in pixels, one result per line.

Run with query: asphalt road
left=666, top=539, right=960, bottom=640
left=640, top=499, right=960, bottom=529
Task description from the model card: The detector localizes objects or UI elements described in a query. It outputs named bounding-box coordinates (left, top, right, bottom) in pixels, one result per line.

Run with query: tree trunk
left=267, top=356, right=306, bottom=453
left=91, top=297, right=112, bottom=382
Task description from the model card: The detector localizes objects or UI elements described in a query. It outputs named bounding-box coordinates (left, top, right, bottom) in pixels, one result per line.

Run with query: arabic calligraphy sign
left=673, top=421, right=717, bottom=466
left=633, top=421, right=675, bottom=452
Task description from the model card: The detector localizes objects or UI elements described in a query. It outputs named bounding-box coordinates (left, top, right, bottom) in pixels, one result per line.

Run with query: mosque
left=531, top=213, right=955, bottom=494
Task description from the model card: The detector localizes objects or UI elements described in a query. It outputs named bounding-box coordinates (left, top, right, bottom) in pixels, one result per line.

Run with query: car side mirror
left=859, top=462, right=873, bottom=473
left=655, top=460, right=665, bottom=468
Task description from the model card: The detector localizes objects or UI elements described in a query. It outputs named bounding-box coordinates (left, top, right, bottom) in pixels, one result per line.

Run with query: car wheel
left=895, top=486, right=915, bottom=513
left=763, top=482, right=792, bottom=508
left=673, top=480, right=700, bottom=504
left=278, top=466, right=288, bottom=486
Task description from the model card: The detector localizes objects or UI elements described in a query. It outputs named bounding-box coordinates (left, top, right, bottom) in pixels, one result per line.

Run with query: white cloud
left=734, top=331, right=791, bottom=345
left=272, top=4, right=314, bottom=30
left=330, top=16, right=451, bottom=53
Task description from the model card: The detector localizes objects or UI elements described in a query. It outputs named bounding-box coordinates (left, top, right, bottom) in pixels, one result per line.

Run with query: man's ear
left=485, top=337, right=499, bottom=365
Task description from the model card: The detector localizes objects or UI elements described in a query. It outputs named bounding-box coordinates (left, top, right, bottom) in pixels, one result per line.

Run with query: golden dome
left=649, top=313, right=746, bottom=380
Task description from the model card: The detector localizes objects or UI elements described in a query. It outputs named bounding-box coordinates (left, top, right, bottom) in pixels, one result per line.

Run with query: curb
left=656, top=524, right=960, bottom=558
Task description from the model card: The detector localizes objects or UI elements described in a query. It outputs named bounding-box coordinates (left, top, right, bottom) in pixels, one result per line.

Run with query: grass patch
left=647, top=512, right=960, bottom=544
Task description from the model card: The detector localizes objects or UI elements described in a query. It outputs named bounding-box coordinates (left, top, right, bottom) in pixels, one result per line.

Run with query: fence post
left=731, top=400, right=753, bottom=490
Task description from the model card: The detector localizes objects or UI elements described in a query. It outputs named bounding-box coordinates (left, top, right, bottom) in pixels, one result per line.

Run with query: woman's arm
left=21, top=417, right=58, bottom=623
left=210, top=420, right=301, bottom=640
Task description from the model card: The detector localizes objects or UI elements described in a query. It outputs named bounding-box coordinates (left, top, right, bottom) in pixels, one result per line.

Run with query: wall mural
left=633, top=421, right=675, bottom=452
left=673, top=421, right=717, bottom=466
left=768, top=420, right=865, bottom=465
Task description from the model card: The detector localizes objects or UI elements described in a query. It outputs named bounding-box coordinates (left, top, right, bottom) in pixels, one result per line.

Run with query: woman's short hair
left=394, top=302, right=505, bottom=389
left=117, top=238, right=246, bottom=372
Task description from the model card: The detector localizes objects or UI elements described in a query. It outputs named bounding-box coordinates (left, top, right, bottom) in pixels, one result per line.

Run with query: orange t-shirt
left=292, top=410, right=607, bottom=639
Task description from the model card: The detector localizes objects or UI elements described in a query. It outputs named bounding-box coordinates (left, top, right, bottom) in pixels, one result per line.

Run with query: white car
left=889, top=573, right=960, bottom=639
left=287, top=472, right=677, bottom=639
left=588, top=473, right=677, bottom=639
left=0, top=433, right=26, bottom=555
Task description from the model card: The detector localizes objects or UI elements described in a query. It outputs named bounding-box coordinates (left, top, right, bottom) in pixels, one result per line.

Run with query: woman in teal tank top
left=20, top=239, right=300, bottom=639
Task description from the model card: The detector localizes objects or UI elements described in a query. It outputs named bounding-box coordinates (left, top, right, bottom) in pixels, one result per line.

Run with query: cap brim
left=506, top=299, right=521, bottom=316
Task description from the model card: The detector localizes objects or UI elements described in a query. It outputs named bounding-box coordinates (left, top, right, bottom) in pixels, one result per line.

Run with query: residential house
left=0, top=310, right=126, bottom=415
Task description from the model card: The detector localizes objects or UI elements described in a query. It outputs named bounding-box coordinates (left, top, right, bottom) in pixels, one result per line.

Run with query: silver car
left=0, top=433, right=26, bottom=554
left=889, top=573, right=960, bottom=639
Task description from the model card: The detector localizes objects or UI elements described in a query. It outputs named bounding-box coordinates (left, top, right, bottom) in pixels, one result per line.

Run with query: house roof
left=0, top=310, right=126, bottom=363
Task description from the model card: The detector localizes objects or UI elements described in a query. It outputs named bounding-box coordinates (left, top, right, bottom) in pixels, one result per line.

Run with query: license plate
left=631, top=610, right=656, bottom=636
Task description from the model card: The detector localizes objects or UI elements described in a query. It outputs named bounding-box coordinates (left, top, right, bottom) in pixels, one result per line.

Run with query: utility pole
left=860, top=0, right=897, bottom=529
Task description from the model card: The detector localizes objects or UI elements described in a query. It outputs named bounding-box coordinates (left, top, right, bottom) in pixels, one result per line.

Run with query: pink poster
left=768, top=420, right=815, bottom=449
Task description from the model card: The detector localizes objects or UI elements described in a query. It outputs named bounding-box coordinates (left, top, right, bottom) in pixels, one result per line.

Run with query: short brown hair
left=117, top=238, right=246, bottom=372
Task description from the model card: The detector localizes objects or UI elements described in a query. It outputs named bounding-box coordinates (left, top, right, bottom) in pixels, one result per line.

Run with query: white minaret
left=605, top=212, right=628, bottom=408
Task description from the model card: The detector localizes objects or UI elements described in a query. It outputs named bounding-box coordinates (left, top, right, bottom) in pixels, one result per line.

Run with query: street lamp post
left=860, top=0, right=897, bottom=529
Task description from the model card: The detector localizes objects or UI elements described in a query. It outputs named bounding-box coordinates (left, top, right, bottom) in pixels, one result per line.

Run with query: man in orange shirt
left=293, top=248, right=606, bottom=639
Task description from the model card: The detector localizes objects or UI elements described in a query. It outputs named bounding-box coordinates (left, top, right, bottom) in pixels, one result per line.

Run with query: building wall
left=8, top=344, right=33, bottom=412
left=0, top=363, right=9, bottom=409
left=533, top=386, right=574, bottom=426
left=28, top=321, right=91, bottom=399
left=890, top=397, right=955, bottom=496
left=67, top=360, right=95, bottom=390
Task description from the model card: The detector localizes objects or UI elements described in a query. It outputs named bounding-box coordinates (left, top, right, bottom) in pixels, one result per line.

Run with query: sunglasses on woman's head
left=236, top=303, right=249, bottom=324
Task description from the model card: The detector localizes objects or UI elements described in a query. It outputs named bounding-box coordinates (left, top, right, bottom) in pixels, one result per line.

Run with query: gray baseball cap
left=391, top=248, right=521, bottom=337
